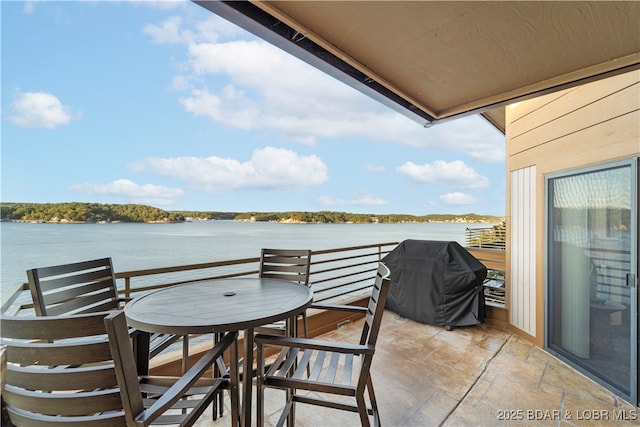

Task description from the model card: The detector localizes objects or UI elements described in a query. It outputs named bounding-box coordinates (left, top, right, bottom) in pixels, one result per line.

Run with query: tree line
left=0, top=202, right=504, bottom=224
left=0, top=202, right=184, bottom=223
left=233, top=211, right=503, bottom=224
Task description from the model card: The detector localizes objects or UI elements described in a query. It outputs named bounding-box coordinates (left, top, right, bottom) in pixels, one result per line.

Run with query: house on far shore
left=194, top=1, right=640, bottom=407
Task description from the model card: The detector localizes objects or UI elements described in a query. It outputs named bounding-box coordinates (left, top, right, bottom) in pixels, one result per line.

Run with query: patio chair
left=255, top=262, right=391, bottom=427
left=210, top=248, right=313, bottom=419
left=0, top=311, right=239, bottom=427
left=26, top=257, right=180, bottom=363
left=256, top=248, right=312, bottom=338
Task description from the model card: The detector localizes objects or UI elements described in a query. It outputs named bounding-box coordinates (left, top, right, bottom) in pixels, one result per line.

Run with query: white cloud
left=190, top=39, right=503, bottom=160
left=179, top=86, right=259, bottom=130
left=365, top=163, right=386, bottom=173
left=128, top=146, right=328, bottom=192
left=71, top=179, right=185, bottom=205
left=396, top=160, right=490, bottom=189
left=318, top=193, right=387, bottom=207
left=144, top=16, right=193, bottom=44
left=22, top=1, right=35, bottom=14
left=9, top=91, right=78, bottom=129
left=145, top=19, right=424, bottom=144
left=179, top=39, right=389, bottom=141
left=134, top=1, right=188, bottom=11
left=402, top=115, right=506, bottom=162
left=170, top=75, right=192, bottom=91
left=439, top=192, right=480, bottom=206
left=145, top=13, right=244, bottom=45
left=148, top=11, right=505, bottom=160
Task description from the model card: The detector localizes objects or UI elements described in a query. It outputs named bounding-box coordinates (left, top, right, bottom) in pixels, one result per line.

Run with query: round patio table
left=124, top=277, right=313, bottom=427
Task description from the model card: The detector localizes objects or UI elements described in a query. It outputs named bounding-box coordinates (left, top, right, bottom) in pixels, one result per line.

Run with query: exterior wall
left=509, top=165, right=537, bottom=336
left=505, top=70, right=640, bottom=347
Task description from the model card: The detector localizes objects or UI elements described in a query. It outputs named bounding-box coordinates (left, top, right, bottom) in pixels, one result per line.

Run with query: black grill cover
left=382, top=240, right=487, bottom=327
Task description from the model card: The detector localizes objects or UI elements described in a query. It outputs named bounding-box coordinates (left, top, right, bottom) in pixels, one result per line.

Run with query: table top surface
left=124, top=277, right=313, bottom=334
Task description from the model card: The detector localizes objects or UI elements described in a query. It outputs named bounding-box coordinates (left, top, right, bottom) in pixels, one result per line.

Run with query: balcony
left=3, top=241, right=637, bottom=425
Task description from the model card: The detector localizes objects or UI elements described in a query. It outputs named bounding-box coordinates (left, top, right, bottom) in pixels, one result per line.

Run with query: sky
left=1, top=1, right=506, bottom=217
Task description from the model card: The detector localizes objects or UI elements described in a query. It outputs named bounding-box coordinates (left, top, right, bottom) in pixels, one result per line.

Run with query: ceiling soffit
left=194, top=1, right=640, bottom=132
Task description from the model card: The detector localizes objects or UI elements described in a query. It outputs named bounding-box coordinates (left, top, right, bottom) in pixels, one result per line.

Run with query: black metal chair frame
left=0, top=311, right=238, bottom=427
left=255, top=262, right=391, bottom=427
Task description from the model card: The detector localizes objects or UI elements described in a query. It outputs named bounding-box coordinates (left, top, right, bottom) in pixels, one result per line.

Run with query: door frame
left=543, top=157, right=638, bottom=406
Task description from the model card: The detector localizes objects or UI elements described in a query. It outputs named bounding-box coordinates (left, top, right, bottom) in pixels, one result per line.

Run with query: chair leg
left=133, top=331, right=151, bottom=376
left=302, top=312, right=308, bottom=338
left=182, top=335, right=189, bottom=373
left=212, top=333, right=226, bottom=420
left=217, top=375, right=224, bottom=417
left=256, top=340, right=265, bottom=426
left=182, top=334, right=190, bottom=415
left=301, top=312, right=312, bottom=377
left=290, top=397, right=296, bottom=427
left=367, top=375, right=381, bottom=427
left=228, top=335, right=240, bottom=427
left=356, top=393, right=371, bottom=427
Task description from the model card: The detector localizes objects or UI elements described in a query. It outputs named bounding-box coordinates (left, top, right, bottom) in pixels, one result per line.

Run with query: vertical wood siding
left=510, top=165, right=537, bottom=336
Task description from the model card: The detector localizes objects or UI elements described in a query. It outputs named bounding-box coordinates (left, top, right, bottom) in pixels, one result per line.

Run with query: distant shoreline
left=2, top=218, right=504, bottom=226
left=0, top=202, right=505, bottom=225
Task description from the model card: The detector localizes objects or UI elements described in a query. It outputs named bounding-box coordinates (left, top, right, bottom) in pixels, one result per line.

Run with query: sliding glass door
left=546, top=158, right=638, bottom=404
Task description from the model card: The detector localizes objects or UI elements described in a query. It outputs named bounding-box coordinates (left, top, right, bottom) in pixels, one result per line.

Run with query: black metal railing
left=465, top=224, right=506, bottom=250
left=2, top=242, right=399, bottom=315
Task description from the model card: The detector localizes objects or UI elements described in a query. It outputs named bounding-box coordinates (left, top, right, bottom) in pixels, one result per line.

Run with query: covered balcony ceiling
left=194, top=1, right=640, bottom=133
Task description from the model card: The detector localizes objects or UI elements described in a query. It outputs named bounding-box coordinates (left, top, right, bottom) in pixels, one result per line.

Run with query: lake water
left=0, top=220, right=486, bottom=291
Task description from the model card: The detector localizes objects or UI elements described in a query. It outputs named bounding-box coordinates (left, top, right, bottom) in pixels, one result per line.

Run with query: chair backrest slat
left=1, top=311, right=110, bottom=340
left=0, top=312, right=129, bottom=426
left=6, top=363, right=117, bottom=391
left=104, top=310, right=146, bottom=424
left=27, top=258, right=120, bottom=316
left=8, top=340, right=112, bottom=367
left=3, top=382, right=122, bottom=416
left=6, top=409, right=126, bottom=427
left=35, top=269, right=115, bottom=293
left=45, top=288, right=120, bottom=316
left=359, top=263, right=391, bottom=347
left=259, top=248, right=311, bottom=286
left=31, top=258, right=114, bottom=277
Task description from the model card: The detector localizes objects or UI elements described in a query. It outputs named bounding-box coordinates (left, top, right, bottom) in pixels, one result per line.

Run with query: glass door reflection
left=547, top=159, right=637, bottom=404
